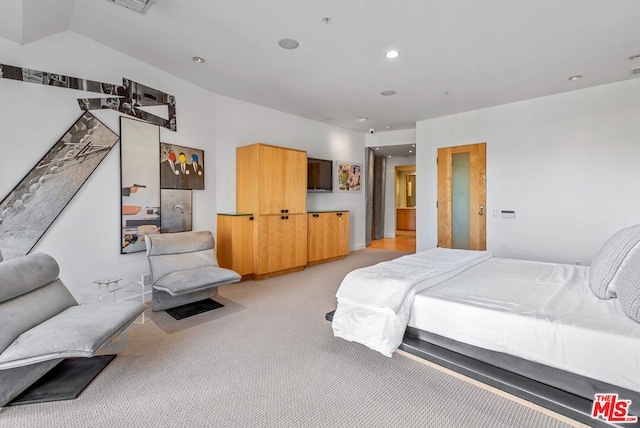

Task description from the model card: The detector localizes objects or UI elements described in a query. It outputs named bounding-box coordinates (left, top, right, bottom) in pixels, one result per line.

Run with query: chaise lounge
left=0, top=252, right=146, bottom=407
left=145, top=230, right=241, bottom=317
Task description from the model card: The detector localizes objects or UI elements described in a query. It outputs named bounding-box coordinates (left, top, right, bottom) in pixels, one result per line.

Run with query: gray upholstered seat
left=0, top=252, right=146, bottom=407
left=145, top=230, right=241, bottom=312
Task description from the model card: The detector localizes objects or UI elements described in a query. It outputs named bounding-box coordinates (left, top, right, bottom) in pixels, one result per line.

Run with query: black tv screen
left=307, top=158, right=333, bottom=192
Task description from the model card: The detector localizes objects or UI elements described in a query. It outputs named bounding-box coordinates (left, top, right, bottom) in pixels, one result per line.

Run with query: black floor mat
left=165, top=298, right=224, bottom=320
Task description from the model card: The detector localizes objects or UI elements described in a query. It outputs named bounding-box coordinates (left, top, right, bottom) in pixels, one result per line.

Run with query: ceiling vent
left=107, top=0, right=156, bottom=15
left=631, top=67, right=640, bottom=77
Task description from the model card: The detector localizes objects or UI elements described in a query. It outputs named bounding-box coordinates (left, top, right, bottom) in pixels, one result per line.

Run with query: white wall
left=416, top=78, right=640, bottom=264
left=213, top=94, right=366, bottom=251
left=366, top=128, right=416, bottom=148
left=0, top=31, right=366, bottom=299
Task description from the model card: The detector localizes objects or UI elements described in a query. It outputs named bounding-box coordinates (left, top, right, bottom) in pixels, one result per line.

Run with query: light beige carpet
left=0, top=249, right=572, bottom=428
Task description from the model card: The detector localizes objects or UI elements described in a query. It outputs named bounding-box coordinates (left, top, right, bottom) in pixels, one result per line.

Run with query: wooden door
left=259, top=145, right=285, bottom=215
left=307, top=213, right=325, bottom=262
left=322, top=213, right=336, bottom=259
left=283, top=149, right=307, bottom=214
left=322, top=211, right=350, bottom=258
left=257, top=215, right=283, bottom=274
left=216, top=214, right=254, bottom=276
left=236, top=144, right=260, bottom=215
left=282, top=214, right=307, bottom=269
left=336, top=211, right=350, bottom=256
left=437, top=143, right=486, bottom=250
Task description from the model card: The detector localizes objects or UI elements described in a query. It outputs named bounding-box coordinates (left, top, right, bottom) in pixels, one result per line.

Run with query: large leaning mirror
left=120, top=117, right=160, bottom=254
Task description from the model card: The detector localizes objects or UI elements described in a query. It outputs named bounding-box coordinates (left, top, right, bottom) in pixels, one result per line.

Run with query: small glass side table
left=92, top=277, right=124, bottom=302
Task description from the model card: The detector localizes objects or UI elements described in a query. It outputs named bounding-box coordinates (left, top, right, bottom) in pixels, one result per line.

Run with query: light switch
left=500, top=210, right=516, bottom=219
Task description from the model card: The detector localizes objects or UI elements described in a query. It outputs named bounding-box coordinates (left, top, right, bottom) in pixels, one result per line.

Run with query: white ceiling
left=371, top=144, right=416, bottom=160
left=2, top=0, right=640, bottom=133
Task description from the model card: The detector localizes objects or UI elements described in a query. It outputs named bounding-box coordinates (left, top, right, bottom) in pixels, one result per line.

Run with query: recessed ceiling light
left=385, top=126, right=392, bottom=130
left=375, top=147, right=380, bottom=150
left=385, top=50, right=399, bottom=59
left=278, top=39, right=299, bottom=50
left=192, top=56, right=206, bottom=64
left=568, top=75, right=582, bottom=81
left=408, top=150, right=413, bottom=153
left=411, top=144, right=416, bottom=147
left=381, top=90, right=396, bottom=96
left=388, top=155, right=392, bottom=158
left=629, top=54, right=640, bottom=61
left=358, top=117, right=368, bottom=122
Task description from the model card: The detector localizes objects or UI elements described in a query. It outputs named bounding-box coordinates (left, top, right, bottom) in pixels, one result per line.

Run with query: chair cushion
left=0, top=252, right=60, bottom=303
left=0, top=301, right=146, bottom=370
left=154, top=266, right=241, bottom=296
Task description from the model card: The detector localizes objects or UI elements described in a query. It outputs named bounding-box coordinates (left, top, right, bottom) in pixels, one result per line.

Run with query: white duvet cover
left=332, top=248, right=491, bottom=357
left=408, top=257, right=640, bottom=393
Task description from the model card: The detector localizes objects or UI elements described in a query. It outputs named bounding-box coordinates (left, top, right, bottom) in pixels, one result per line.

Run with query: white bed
left=408, top=257, right=640, bottom=394
left=331, top=224, right=640, bottom=423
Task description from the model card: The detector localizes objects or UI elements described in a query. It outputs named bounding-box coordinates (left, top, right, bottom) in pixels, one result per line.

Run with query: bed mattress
left=408, top=257, right=640, bottom=393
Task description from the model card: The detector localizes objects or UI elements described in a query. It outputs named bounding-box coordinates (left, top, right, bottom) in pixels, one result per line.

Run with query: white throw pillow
left=589, top=224, right=640, bottom=299
left=615, top=251, right=640, bottom=323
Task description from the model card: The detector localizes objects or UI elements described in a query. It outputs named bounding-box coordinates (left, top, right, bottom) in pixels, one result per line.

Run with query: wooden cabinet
left=307, top=211, right=350, bottom=264
left=397, top=208, right=416, bottom=231
left=216, top=214, right=254, bottom=276
left=257, top=214, right=307, bottom=274
left=236, top=143, right=307, bottom=279
left=238, top=143, right=306, bottom=216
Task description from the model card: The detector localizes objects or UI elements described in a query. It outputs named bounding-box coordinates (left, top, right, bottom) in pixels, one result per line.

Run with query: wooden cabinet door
left=282, top=214, right=307, bottom=269
left=259, top=145, right=285, bottom=215
left=323, top=212, right=349, bottom=258
left=216, top=215, right=254, bottom=276
left=257, top=215, right=283, bottom=274
left=236, top=144, right=260, bottom=215
left=336, top=211, right=349, bottom=256
left=322, top=213, right=336, bottom=259
left=307, top=213, right=325, bottom=263
left=283, top=149, right=307, bottom=214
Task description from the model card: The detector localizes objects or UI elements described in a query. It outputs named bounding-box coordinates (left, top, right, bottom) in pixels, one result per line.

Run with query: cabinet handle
left=285, top=216, right=289, bottom=220
left=249, top=216, right=254, bottom=221
left=281, top=216, right=285, bottom=220
left=285, top=209, right=289, bottom=213
left=337, top=213, right=342, bottom=217
left=281, top=209, right=285, bottom=214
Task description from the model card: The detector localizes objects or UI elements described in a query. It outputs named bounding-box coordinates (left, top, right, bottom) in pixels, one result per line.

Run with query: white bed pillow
left=588, top=224, right=640, bottom=299
left=615, top=251, right=640, bottom=323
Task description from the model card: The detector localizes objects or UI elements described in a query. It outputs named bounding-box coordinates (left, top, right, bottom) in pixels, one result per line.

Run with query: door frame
left=437, top=142, right=486, bottom=250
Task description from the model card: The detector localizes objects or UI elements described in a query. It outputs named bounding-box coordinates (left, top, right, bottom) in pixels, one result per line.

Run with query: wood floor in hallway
left=368, top=230, right=416, bottom=252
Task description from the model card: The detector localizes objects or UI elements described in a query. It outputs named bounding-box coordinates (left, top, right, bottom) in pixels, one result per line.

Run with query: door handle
left=479, top=205, right=485, bottom=216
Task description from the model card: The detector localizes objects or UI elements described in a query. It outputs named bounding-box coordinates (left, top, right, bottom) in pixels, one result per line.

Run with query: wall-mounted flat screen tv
left=307, top=157, right=333, bottom=192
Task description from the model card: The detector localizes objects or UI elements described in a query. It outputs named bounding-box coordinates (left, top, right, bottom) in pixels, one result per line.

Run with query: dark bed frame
left=326, top=310, right=640, bottom=428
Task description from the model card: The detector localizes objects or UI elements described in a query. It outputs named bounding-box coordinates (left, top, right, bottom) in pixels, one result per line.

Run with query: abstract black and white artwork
left=0, top=63, right=177, bottom=131
left=0, top=111, right=119, bottom=260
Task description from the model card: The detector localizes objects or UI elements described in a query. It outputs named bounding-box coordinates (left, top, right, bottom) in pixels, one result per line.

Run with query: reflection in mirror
left=395, top=166, right=416, bottom=208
